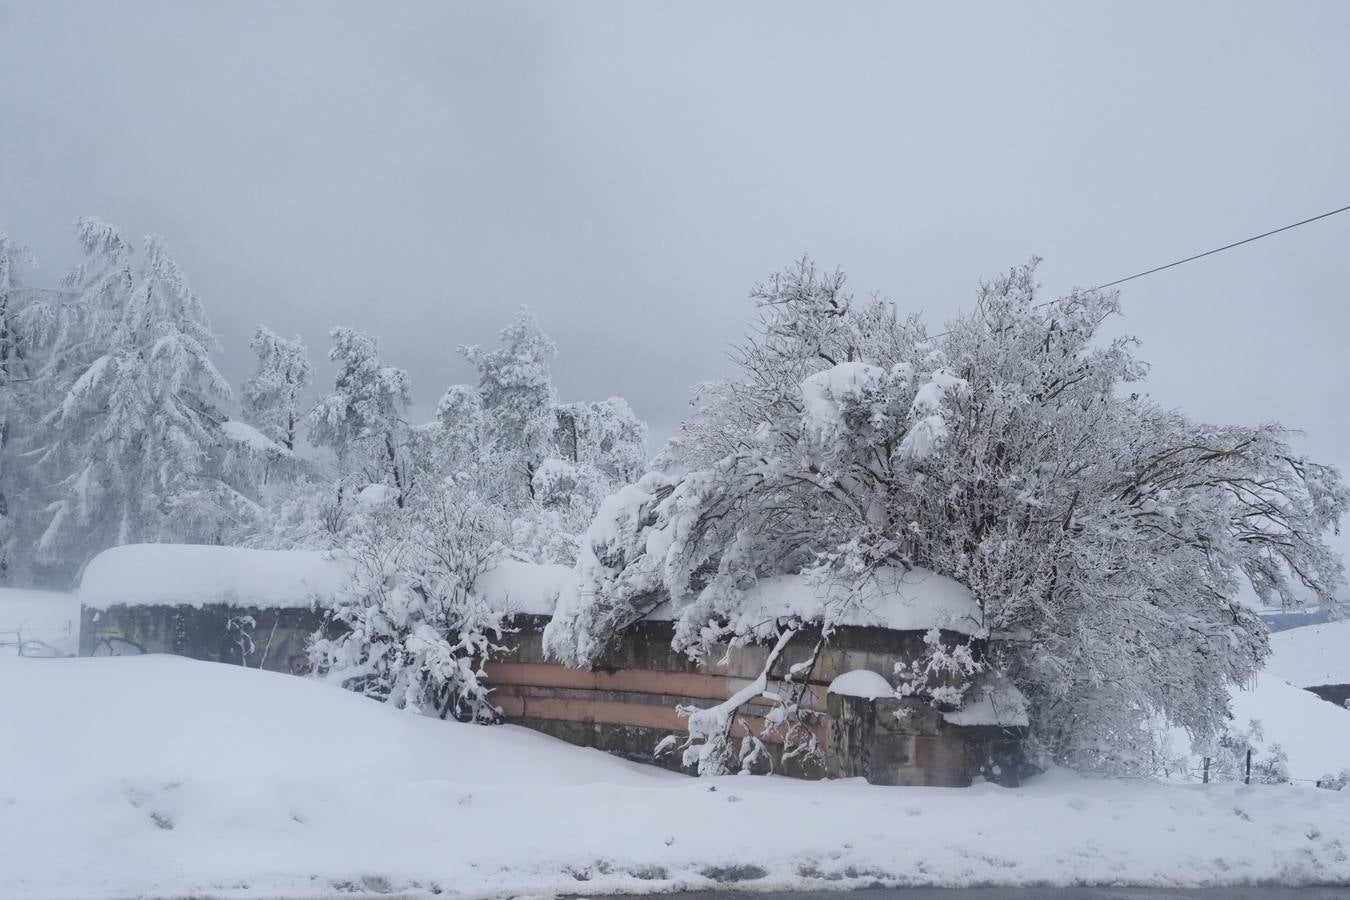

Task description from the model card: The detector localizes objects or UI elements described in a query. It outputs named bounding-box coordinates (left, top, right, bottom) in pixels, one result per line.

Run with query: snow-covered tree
left=435, top=309, right=649, bottom=565
left=308, top=327, right=413, bottom=506
left=0, top=229, right=39, bottom=579
left=459, top=307, right=558, bottom=499
left=547, top=256, right=1349, bottom=775
left=302, top=307, right=650, bottom=715
left=34, top=220, right=236, bottom=565
left=554, top=397, right=647, bottom=485
left=1198, top=718, right=1289, bottom=785
left=242, top=326, right=312, bottom=451
left=308, top=479, right=511, bottom=721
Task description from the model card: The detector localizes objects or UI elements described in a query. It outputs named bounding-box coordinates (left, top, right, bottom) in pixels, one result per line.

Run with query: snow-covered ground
left=1267, top=618, right=1350, bottom=689
left=4, top=654, right=1350, bottom=899
left=0, top=587, right=81, bottom=657
left=1228, top=674, right=1350, bottom=779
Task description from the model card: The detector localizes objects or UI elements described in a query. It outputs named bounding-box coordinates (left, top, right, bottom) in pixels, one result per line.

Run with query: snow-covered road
left=625, top=891, right=1350, bottom=899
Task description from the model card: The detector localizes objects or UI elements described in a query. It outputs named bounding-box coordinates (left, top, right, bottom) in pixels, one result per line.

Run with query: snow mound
left=78, top=544, right=351, bottom=609
left=2, top=654, right=660, bottom=786
left=1267, top=618, right=1350, bottom=687
left=6, top=656, right=1350, bottom=898
left=730, top=566, right=983, bottom=636
left=828, top=669, right=895, bottom=699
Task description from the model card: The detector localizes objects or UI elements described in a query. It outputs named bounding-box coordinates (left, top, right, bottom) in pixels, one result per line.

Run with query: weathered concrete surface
left=80, top=603, right=330, bottom=673
left=826, top=693, right=1028, bottom=787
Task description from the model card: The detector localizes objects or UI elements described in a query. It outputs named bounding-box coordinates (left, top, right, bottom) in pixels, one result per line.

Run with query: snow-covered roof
left=78, top=544, right=350, bottom=610
left=1267, top=619, right=1350, bottom=687
left=725, top=567, right=983, bottom=637
left=828, top=669, right=895, bottom=699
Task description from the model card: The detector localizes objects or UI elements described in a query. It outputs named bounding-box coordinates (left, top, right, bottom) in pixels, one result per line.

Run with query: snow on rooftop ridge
left=78, top=544, right=351, bottom=610
left=727, top=566, right=983, bottom=637
left=1267, top=618, right=1350, bottom=688
left=828, top=669, right=895, bottom=699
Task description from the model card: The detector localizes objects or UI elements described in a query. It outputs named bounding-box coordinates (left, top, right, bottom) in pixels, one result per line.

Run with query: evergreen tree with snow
left=308, top=327, right=413, bottom=506
left=435, top=309, right=649, bottom=564
left=242, top=326, right=313, bottom=451
left=0, top=229, right=39, bottom=579
left=459, top=307, right=559, bottom=500
left=35, top=220, right=236, bottom=566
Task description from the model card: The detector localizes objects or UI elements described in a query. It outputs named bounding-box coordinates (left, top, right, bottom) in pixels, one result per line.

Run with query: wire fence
left=0, top=621, right=76, bottom=658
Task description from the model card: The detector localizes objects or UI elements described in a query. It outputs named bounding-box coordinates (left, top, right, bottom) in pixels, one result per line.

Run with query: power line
left=925, top=202, right=1350, bottom=339
left=1088, top=202, right=1350, bottom=291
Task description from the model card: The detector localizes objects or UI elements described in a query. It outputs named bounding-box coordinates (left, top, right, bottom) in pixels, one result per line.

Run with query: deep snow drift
left=4, top=655, right=1350, bottom=899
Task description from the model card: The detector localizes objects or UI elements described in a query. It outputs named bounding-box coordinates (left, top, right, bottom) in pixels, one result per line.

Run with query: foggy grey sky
left=2, top=0, right=1348, bottom=550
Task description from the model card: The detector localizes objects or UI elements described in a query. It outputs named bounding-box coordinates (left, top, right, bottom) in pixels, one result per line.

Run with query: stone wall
left=826, top=693, right=1027, bottom=786
left=80, top=603, right=1030, bottom=787
left=80, top=603, right=329, bottom=673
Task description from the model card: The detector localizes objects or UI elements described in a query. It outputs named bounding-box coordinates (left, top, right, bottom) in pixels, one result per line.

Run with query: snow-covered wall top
left=77, top=544, right=981, bottom=638
left=77, top=543, right=573, bottom=615
left=78, top=544, right=351, bottom=610
left=1267, top=619, right=1350, bottom=687
left=477, top=560, right=572, bottom=617
left=722, top=566, right=983, bottom=637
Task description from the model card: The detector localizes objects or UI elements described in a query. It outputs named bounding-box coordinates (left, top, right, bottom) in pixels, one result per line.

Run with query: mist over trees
left=2, top=218, right=1345, bottom=774
left=0, top=219, right=647, bottom=585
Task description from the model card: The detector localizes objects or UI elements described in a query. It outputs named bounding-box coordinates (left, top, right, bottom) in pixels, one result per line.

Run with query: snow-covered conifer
left=0, top=229, right=39, bottom=579
left=242, top=326, right=313, bottom=451
left=308, top=327, right=413, bottom=506
left=36, top=222, right=235, bottom=563
left=459, top=307, right=558, bottom=497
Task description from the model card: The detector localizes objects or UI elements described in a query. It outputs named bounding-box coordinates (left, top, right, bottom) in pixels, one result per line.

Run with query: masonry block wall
left=81, top=603, right=1030, bottom=786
